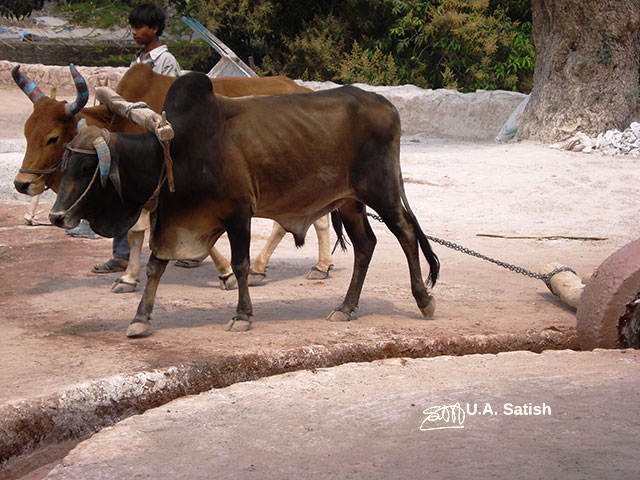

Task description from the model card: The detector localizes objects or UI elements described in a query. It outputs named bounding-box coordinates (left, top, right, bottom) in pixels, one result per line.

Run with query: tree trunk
left=518, top=0, right=640, bottom=143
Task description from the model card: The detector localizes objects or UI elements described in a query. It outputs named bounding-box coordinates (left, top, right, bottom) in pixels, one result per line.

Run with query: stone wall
left=300, top=81, right=527, bottom=140
left=0, top=42, right=138, bottom=68
left=0, top=60, right=127, bottom=96
left=1, top=61, right=526, bottom=140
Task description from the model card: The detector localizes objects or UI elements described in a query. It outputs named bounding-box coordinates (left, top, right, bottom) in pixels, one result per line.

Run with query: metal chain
left=366, top=213, right=576, bottom=288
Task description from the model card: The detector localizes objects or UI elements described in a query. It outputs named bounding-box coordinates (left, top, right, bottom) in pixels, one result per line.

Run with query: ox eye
left=47, top=136, right=59, bottom=146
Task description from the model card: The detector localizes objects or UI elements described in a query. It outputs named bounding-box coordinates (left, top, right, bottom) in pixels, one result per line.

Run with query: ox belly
left=148, top=202, right=225, bottom=260
left=147, top=192, right=346, bottom=261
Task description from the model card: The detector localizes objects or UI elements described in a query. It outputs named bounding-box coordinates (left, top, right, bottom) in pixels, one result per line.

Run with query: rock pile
left=551, top=122, right=640, bottom=157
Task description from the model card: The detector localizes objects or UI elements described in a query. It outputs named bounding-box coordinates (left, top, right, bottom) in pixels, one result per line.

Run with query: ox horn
left=92, top=135, right=123, bottom=200
left=11, top=65, right=45, bottom=103
left=65, top=64, right=89, bottom=117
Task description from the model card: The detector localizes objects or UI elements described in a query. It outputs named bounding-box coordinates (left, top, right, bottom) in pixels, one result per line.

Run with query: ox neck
left=77, top=105, right=114, bottom=128
left=114, top=133, right=166, bottom=205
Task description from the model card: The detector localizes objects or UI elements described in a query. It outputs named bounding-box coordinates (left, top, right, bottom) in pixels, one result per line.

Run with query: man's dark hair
left=129, top=3, right=166, bottom=37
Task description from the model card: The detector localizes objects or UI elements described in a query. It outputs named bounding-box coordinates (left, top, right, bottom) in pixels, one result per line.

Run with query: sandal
left=92, top=258, right=128, bottom=274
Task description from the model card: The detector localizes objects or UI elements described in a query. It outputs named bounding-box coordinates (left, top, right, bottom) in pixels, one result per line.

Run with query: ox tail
left=330, top=210, right=349, bottom=253
left=400, top=184, right=440, bottom=287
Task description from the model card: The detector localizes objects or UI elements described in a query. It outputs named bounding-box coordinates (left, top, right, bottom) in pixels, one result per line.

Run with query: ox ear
left=92, top=136, right=122, bottom=200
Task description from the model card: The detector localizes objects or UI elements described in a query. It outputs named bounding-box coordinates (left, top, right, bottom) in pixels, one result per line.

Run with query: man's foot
left=92, top=258, right=128, bottom=273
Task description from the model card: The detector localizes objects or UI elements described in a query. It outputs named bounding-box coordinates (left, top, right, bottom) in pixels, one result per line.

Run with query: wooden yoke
left=95, top=87, right=175, bottom=192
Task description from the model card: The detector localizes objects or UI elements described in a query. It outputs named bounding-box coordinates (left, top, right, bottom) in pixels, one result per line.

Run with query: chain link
left=366, top=213, right=576, bottom=287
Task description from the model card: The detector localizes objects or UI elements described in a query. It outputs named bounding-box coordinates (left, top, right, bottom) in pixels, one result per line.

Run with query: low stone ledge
left=1, top=61, right=526, bottom=140
left=1, top=60, right=127, bottom=96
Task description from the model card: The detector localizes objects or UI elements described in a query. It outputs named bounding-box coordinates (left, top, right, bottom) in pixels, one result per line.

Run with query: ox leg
left=224, top=218, right=253, bottom=332
left=306, top=214, right=333, bottom=280
left=111, top=229, right=144, bottom=294
left=24, top=194, right=40, bottom=225
left=249, top=221, right=286, bottom=286
left=126, top=253, right=168, bottom=338
left=327, top=201, right=376, bottom=322
left=209, top=245, right=237, bottom=290
left=371, top=205, right=436, bottom=318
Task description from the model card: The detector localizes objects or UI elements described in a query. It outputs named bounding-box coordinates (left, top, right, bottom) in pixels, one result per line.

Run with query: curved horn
left=11, top=65, right=45, bottom=103
left=93, top=135, right=111, bottom=188
left=65, top=64, right=89, bottom=116
left=92, top=133, right=123, bottom=201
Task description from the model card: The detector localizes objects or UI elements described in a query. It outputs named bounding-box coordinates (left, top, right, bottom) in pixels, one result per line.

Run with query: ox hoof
left=219, top=273, right=237, bottom=290
left=326, top=309, right=354, bottom=322
left=248, top=269, right=267, bottom=286
left=224, top=316, right=252, bottom=332
left=111, top=278, right=138, bottom=294
left=420, top=295, right=436, bottom=318
left=306, top=265, right=333, bottom=281
left=126, top=320, right=151, bottom=338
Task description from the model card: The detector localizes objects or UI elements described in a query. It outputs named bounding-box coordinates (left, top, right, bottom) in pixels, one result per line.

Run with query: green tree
left=388, top=0, right=534, bottom=91
left=0, top=0, right=45, bottom=19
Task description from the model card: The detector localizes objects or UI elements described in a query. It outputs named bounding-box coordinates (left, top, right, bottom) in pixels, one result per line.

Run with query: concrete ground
left=43, top=349, right=640, bottom=479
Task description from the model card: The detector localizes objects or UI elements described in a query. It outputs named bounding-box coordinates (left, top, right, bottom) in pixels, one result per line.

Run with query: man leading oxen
left=11, top=63, right=334, bottom=292
left=49, top=71, right=439, bottom=337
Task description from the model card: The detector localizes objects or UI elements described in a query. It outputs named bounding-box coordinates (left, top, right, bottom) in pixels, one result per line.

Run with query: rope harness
left=56, top=153, right=100, bottom=219
left=57, top=128, right=168, bottom=218
left=119, top=102, right=175, bottom=192
left=18, top=157, right=63, bottom=191
left=365, top=212, right=576, bottom=289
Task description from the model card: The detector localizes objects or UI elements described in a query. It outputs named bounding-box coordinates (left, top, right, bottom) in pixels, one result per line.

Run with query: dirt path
left=2, top=126, right=638, bottom=405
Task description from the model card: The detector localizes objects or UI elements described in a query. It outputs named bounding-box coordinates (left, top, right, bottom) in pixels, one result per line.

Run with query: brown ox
left=49, top=72, right=439, bottom=336
left=12, top=63, right=332, bottom=291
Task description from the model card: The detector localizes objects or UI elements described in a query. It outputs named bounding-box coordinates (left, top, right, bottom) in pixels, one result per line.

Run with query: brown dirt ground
left=1, top=84, right=638, bottom=429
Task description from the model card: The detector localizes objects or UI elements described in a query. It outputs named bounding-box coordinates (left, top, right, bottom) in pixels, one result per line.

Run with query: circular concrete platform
left=41, top=350, right=640, bottom=479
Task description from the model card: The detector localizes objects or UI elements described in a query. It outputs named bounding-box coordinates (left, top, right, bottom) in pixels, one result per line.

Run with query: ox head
left=49, top=124, right=139, bottom=238
left=12, top=64, right=89, bottom=196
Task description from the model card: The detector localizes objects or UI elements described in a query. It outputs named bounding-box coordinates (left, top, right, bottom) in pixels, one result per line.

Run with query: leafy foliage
left=18, top=0, right=535, bottom=92
left=52, top=1, right=135, bottom=30
left=387, top=0, right=534, bottom=91
left=188, top=0, right=533, bottom=92
left=0, top=0, right=45, bottom=19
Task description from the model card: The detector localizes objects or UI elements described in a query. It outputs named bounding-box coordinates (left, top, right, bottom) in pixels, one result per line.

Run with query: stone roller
left=540, top=239, right=640, bottom=349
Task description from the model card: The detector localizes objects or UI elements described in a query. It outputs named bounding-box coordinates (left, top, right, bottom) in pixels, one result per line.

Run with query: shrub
left=0, top=0, right=45, bottom=19
left=388, top=0, right=534, bottom=91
